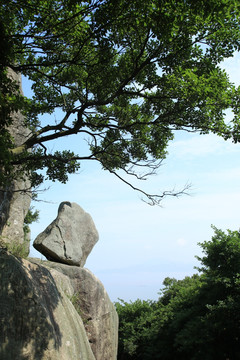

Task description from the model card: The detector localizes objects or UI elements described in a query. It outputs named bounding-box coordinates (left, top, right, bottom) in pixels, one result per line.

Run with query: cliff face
left=0, top=250, right=96, bottom=360
left=0, top=250, right=118, bottom=360
left=0, top=69, right=31, bottom=255
left=31, top=259, right=119, bottom=360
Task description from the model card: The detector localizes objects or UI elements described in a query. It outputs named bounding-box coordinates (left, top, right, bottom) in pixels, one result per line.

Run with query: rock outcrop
left=0, top=202, right=118, bottom=359
left=33, top=202, right=99, bottom=266
left=0, top=249, right=96, bottom=360
left=0, top=69, right=31, bottom=255
left=30, top=259, right=119, bottom=360
left=0, top=250, right=118, bottom=360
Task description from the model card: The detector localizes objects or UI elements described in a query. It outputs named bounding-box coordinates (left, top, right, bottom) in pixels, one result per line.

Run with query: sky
left=28, top=52, right=240, bottom=303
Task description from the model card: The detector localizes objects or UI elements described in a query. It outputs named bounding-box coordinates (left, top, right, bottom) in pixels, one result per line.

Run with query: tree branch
left=105, top=166, right=191, bottom=206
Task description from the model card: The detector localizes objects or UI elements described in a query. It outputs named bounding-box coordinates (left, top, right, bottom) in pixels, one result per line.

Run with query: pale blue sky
left=28, top=52, right=240, bottom=302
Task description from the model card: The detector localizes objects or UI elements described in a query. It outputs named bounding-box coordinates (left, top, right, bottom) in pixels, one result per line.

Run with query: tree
left=116, top=227, right=240, bottom=359
left=1, top=0, right=240, bottom=203
left=115, top=298, right=159, bottom=360
left=23, top=206, right=39, bottom=241
left=156, top=227, right=240, bottom=359
left=192, top=227, right=240, bottom=359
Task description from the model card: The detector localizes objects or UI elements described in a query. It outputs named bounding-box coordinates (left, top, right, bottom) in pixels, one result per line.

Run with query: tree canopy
left=1, top=0, right=240, bottom=203
left=116, top=226, right=240, bottom=359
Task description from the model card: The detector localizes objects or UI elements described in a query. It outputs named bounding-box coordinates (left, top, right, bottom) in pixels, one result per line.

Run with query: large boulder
left=33, top=202, right=99, bottom=266
left=30, top=259, right=119, bottom=360
left=0, top=249, right=96, bottom=360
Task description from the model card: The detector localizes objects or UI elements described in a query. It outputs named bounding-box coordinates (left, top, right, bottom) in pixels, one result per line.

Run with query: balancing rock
left=33, top=202, right=99, bottom=266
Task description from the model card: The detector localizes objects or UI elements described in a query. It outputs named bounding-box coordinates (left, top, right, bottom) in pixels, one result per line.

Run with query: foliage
left=67, top=291, right=89, bottom=324
left=115, top=298, right=159, bottom=359
left=116, top=226, right=240, bottom=359
left=196, top=226, right=240, bottom=279
left=0, top=206, right=39, bottom=257
left=23, top=206, right=39, bottom=241
left=0, top=0, right=240, bottom=203
left=1, top=207, right=39, bottom=258
left=0, top=237, right=29, bottom=258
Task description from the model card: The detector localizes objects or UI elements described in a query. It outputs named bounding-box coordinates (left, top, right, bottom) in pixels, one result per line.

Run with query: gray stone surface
left=0, top=69, right=31, bottom=254
left=0, top=249, right=96, bottom=360
left=33, top=202, right=99, bottom=266
left=30, top=259, right=119, bottom=360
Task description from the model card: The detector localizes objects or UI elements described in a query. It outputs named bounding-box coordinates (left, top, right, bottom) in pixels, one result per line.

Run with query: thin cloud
left=177, top=238, right=188, bottom=247
left=170, top=134, right=240, bottom=159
